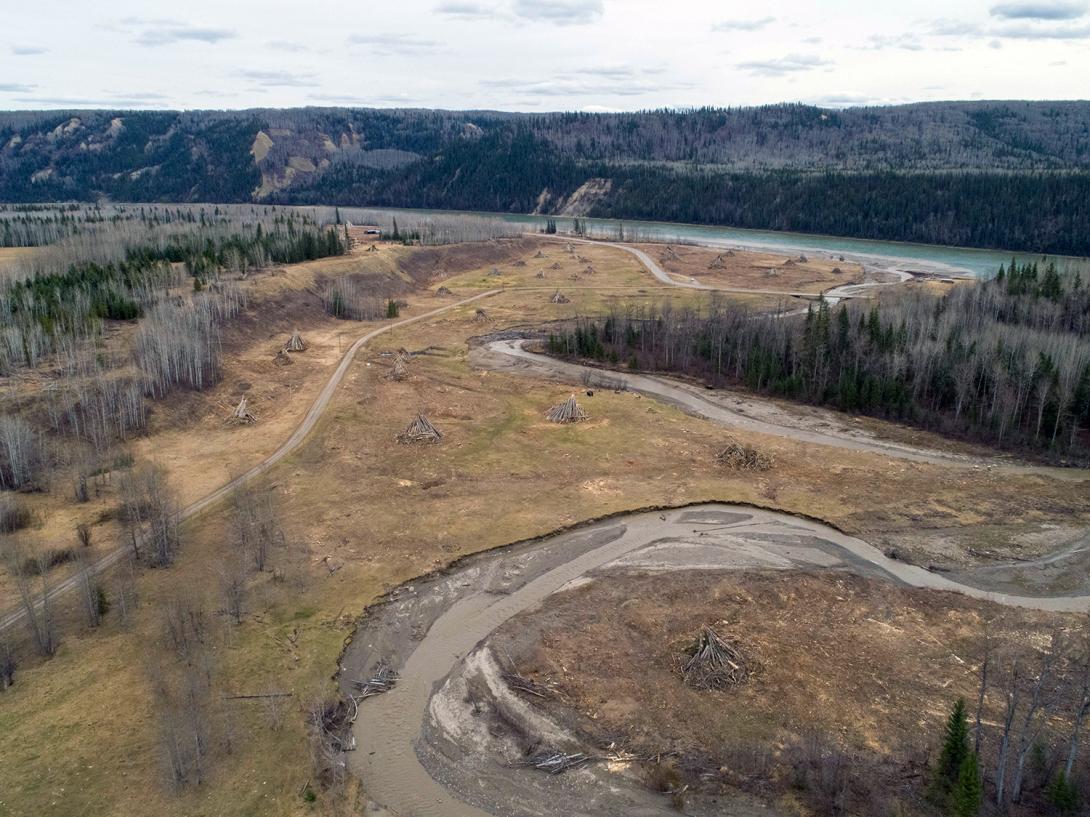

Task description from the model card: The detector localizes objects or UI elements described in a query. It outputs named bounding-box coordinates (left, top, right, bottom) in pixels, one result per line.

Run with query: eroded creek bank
left=340, top=504, right=1090, bottom=817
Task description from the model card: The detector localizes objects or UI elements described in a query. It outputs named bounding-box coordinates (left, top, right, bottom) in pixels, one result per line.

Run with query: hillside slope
left=3, top=103, right=1090, bottom=253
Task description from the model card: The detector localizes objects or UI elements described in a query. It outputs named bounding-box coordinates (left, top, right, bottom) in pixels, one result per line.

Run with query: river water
left=345, top=207, right=1090, bottom=279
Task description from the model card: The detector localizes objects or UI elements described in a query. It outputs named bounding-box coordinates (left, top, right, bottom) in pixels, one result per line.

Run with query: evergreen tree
left=935, top=698, right=971, bottom=795
left=1048, top=770, right=1079, bottom=815
left=950, top=751, right=983, bottom=817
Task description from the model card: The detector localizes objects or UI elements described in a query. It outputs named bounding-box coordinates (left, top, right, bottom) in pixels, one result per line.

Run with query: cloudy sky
left=2, top=0, right=1087, bottom=111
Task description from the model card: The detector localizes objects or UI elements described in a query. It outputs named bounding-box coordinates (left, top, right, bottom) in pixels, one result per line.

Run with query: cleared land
left=1, top=236, right=1088, bottom=817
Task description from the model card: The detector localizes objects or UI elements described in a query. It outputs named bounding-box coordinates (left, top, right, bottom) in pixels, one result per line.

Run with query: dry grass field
left=1, top=237, right=1088, bottom=816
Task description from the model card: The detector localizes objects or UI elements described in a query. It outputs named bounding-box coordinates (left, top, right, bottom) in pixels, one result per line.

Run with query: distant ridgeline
left=3, top=103, right=1090, bottom=254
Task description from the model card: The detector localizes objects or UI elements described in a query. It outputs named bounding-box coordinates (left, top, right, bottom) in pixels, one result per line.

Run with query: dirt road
left=345, top=503, right=1090, bottom=817
left=472, top=338, right=1088, bottom=483
left=0, top=290, right=500, bottom=633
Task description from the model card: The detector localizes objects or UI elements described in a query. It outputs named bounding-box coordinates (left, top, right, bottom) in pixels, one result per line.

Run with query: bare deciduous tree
left=0, top=637, right=15, bottom=690
left=3, top=539, right=58, bottom=658
left=231, top=482, right=285, bottom=572
left=119, top=463, right=181, bottom=567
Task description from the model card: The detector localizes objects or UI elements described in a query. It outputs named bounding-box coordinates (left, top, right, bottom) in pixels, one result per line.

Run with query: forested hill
left=2, top=102, right=1090, bottom=254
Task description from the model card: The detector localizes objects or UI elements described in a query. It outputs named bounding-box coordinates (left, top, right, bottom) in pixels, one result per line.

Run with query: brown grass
left=1, top=237, right=1088, bottom=816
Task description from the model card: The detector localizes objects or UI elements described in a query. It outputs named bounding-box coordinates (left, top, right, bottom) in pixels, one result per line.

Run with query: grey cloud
left=807, top=94, right=883, bottom=107
left=11, top=46, right=48, bottom=56
left=480, top=74, right=692, bottom=97
left=435, top=2, right=497, bottom=18
left=992, top=20, right=1090, bottom=35
left=347, top=33, right=443, bottom=54
left=128, top=19, right=238, bottom=46
left=990, top=1, right=1087, bottom=20
left=0, top=83, right=37, bottom=93
left=712, top=17, right=775, bottom=32
left=240, top=70, right=320, bottom=88
left=737, top=54, right=832, bottom=76
left=863, top=33, right=925, bottom=50
left=512, top=0, right=604, bottom=25
left=13, top=96, right=165, bottom=107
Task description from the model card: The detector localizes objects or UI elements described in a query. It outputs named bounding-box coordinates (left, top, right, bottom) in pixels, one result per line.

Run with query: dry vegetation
left=634, top=242, right=865, bottom=292
left=1, top=225, right=1089, bottom=817
left=492, top=570, right=1086, bottom=815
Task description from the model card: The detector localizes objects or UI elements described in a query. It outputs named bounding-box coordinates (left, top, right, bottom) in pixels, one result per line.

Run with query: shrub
left=0, top=497, right=36, bottom=533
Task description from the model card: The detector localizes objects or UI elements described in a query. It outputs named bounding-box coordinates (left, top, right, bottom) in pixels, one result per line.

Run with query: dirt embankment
left=396, top=238, right=544, bottom=286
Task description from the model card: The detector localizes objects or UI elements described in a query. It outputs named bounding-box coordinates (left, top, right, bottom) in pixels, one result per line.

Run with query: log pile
left=489, top=267, right=502, bottom=277
left=229, top=396, right=257, bottom=425
left=662, top=245, right=681, bottom=262
left=565, top=243, right=576, bottom=254
left=680, top=626, right=754, bottom=690
left=798, top=254, right=808, bottom=263
left=473, top=308, right=491, bottom=323
left=398, top=414, right=443, bottom=444
left=550, top=261, right=562, bottom=270
left=546, top=394, right=588, bottom=423
left=522, top=750, right=593, bottom=774
left=584, top=265, right=595, bottom=275
left=513, top=259, right=527, bottom=267
left=550, top=290, right=570, bottom=304
left=285, top=329, right=307, bottom=352
left=502, top=670, right=557, bottom=700
left=534, top=250, right=546, bottom=259
left=386, top=355, right=409, bottom=382
left=716, top=437, right=774, bottom=471
left=709, top=254, right=728, bottom=270
left=832, top=267, right=844, bottom=275
left=436, top=286, right=453, bottom=296
left=274, top=349, right=293, bottom=366
left=535, top=270, right=546, bottom=279
left=353, top=663, right=399, bottom=699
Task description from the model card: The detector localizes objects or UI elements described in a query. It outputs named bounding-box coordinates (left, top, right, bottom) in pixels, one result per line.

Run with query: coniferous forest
left=548, top=262, right=1090, bottom=459
left=3, top=103, right=1090, bottom=254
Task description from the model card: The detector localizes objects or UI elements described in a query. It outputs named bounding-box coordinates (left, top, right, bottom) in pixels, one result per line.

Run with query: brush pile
left=550, top=290, right=570, bottom=304
left=285, top=329, right=307, bottom=352
left=398, top=414, right=443, bottom=444
left=228, top=396, right=257, bottom=424
left=274, top=349, right=293, bottom=366
left=716, top=437, right=774, bottom=471
left=546, top=394, right=588, bottom=424
left=535, top=269, right=545, bottom=279
left=680, top=626, right=754, bottom=691
left=386, top=355, right=409, bottom=381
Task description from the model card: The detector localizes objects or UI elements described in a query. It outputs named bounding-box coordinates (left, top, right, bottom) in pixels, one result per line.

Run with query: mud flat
left=342, top=504, right=1090, bottom=817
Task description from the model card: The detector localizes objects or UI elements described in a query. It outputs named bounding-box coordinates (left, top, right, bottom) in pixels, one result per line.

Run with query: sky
left=1, top=0, right=1088, bottom=111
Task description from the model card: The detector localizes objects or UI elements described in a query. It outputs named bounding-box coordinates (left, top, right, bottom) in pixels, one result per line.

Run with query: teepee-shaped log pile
left=274, top=349, right=293, bottom=366
left=535, top=269, right=546, bottom=279
left=229, top=396, right=257, bottom=425
left=398, top=414, right=443, bottom=444
left=662, top=245, right=681, bottom=262
left=436, top=286, right=453, bottom=297
left=545, top=394, right=588, bottom=424
left=386, top=355, right=409, bottom=381
left=709, top=254, right=727, bottom=270
left=473, top=308, right=491, bottom=323
left=583, top=265, right=595, bottom=275
left=285, top=330, right=307, bottom=352
left=550, top=261, right=562, bottom=270
left=550, top=290, right=570, bottom=304
left=565, top=243, right=575, bottom=254
left=534, top=250, right=546, bottom=259
left=680, top=626, right=753, bottom=690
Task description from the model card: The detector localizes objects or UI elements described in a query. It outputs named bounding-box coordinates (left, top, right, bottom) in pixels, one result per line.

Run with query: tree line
left=547, top=261, right=1090, bottom=459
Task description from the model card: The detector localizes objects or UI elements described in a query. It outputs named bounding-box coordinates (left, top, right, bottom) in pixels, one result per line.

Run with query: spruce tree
left=935, top=698, right=970, bottom=794
left=950, top=751, right=983, bottom=817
